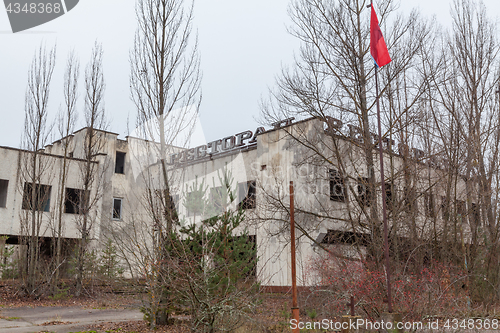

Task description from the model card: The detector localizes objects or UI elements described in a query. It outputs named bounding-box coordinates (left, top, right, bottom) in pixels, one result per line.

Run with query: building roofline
left=124, top=134, right=185, bottom=150
left=73, top=127, right=119, bottom=136
left=50, top=134, right=74, bottom=146
left=0, top=145, right=99, bottom=164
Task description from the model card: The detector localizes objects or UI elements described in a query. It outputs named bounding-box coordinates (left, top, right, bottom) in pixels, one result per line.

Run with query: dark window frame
left=0, top=179, right=8, bottom=208
left=115, top=151, right=126, bottom=174
left=329, top=169, right=346, bottom=202
left=64, top=188, right=88, bottom=215
left=357, top=177, right=372, bottom=207
left=113, top=198, right=123, bottom=220
left=22, top=182, right=52, bottom=212
left=385, top=182, right=395, bottom=212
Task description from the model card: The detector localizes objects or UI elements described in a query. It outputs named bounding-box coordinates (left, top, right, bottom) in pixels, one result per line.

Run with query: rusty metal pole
left=350, top=295, right=355, bottom=316
left=290, top=181, right=300, bottom=332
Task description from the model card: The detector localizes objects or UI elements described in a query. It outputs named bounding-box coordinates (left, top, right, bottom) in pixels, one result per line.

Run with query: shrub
left=309, top=253, right=469, bottom=320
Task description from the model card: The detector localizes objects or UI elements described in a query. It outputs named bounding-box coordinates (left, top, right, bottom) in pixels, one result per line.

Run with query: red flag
left=370, top=5, right=391, bottom=67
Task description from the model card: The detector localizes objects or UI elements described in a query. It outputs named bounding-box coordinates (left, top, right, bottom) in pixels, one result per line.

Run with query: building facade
left=0, top=117, right=472, bottom=286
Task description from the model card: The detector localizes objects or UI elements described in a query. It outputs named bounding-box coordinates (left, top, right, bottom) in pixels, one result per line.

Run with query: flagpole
left=371, top=0, right=393, bottom=313
left=374, top=40, right=393, bottom=315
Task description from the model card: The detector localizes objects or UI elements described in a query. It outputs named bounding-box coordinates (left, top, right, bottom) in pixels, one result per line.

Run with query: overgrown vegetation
left=309, top=254, right=471, bottom=320
left=67, top=239, right=124, bottom=289
left=171, top=208, right=258, bottom=332
left=136, top=173, right=259, bottom=332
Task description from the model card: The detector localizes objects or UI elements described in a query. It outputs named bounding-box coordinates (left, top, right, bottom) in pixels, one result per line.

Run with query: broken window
left=64, top=188, right=88, bottom=214
left=321, top=230, right=369, bottom=246
left=329, top=169, right=346, bottom=202
left=0, top=179, right=8, bottom=208
left=238, top=180, right=256, bottom=210
left=113, top=198, right=122, bottom=220
left=115, top=152, right=125, bottom=174
left=357, top=177, right=372, bottom=207
left=22, top=183, right=52, bottom=212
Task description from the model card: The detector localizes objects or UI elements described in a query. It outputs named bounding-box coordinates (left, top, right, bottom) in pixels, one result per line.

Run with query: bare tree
left=20, top=44, right=56, bottom=295
left=259, top=0, right=431, bottom=269
left=52, top=51, right=79, bottom=294
left=130, top=0, right=201, bottom=233
left=424, top=0, right=500, bottom=302
left=75, top=43, right=107, bottom=296
left=128, top=0, right=201, bottom=326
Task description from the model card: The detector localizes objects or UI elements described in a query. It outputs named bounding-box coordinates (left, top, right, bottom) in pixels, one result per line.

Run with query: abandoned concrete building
left=0, top=117, right=472, bottom=287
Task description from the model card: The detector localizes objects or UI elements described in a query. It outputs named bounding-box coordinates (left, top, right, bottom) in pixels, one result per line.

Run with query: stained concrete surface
left=0, top=306, right=143, bottom=333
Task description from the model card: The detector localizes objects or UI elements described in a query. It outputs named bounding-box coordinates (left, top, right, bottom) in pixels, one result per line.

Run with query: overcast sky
left=0, top=0, right=498, bottom=148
